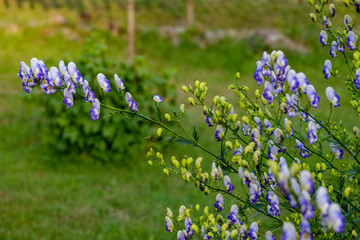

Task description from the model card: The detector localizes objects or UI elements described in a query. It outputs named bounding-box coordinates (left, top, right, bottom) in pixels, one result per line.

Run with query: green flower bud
left=310, top=13, right=316, bottom=22
left=188, top=97, right=196, bottom=106
left=180, top=104, right=185, bottom=113
left=148, top=160, right=153, bottom=166
left=165, top=113, right=171, bottom=121
left=255, top=89, right=261, bottom=98
left=156, top=128, right=163, bottom=137
left=163, top=168, right=170, bottom=176
left=236, top=72, right=241, bottom=79
left=195, top=157, right=203, bottom=169
left=182, top=85, right=189, bottom=93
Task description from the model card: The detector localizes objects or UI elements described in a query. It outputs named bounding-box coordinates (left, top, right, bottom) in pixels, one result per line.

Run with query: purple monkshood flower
left=125, top=92, right=139, bottom=112
left=265, top=231, right=276, bottom=240
left=49, top=67, right=62, bottom=87
left=337, top=37, right=345, bottom=52
left=330, top=144, right=343, bottom=159
left=296, top=139, right=309, bottom=158
left=355, top=68, right=360, bottom=89
left=297, top=72, right=309, bottom=93
left=214, top=193, right=224, bottom=211
left=238, top=167, right=245, bottom=183
left=316, top=187, right=331, bottom=215
left=254, top=116, right=263, bottom=132
left=284, top=118, right=293, bottom=137
left=323, top=16, right=331, bottom=31
left=90, top=98, right=100, bottom=121
left=266, top=191, right=280, bottom=216
left=68, top=62, right=83, bottom=84
left=215, top=125, right=224, bottom=141
left=242, top=123, right=251, bottom=136
left=45, top=84, right=56, bottom=95
left=344, top=14, right=353, bottom=30
left=205, top=116, right=214, bottom=127
left=251, top=128, right=261, bottom=143
left=323, top=60, right=332, bottom=79
left=177, top=230, right=187, bottom=240
left=326, top=87, right=340, bottom=107
left=97, top=73, right=112, bottom=92
left=250, top=183, right=259, bottom=204
left=63, top=88, right=73, bottom=109
left=274, top=128, right=284, bottom=143
left=240, top=225, right=248, bottom=240
left=185, top=217, right=193, bottom=237
left=165, top=216, right=174, bottom=233
left=300, top=219, right=313, bottom=240
left=299, top=190, right=315, bottom=219
left=114, top=73, right=125, bottom=91
left=264, top=119, right=273, bottom=135
left=268, top=142, right=280, bottom=161
left=281, top=222, right=297, bottom=240
left=308, top=121, right=318, bottom=145
left=31, top=58, right=43, bottom=79
left=320, top=30, right=328, bottom=46
left=224, top=176, right=234, bottom=193
left=248, top=222, right=259, bottom=240
left=263, top=81, right=276, bottom=104
left=234, top=145, right=243, bottom=156
left=261, top=52, right=271, bottom=76
left=347, top=31, right=357, bottom=50
left=228, top=205, right=242, bottom=225
left=330, top=41, right=337, bottom=58
left=327, top=203, right=345, bottom=233
left=329, top=3, right=335, bottom=17
left=254, top=61, right=264, bottom=86
left=305, top=85, right=320, bottom=108
left=59, top=60, right=67, bottom=75
left=153, top=95, right=163, bottom=103
left=299, top=170, right=314, bottom=194
left=286, top=70, right=299, bottom=93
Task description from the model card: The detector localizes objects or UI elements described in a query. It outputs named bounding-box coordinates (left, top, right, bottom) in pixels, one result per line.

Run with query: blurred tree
left=127, top=0, right=135, bottom=62
left=187, top=0, right=194, bottom=26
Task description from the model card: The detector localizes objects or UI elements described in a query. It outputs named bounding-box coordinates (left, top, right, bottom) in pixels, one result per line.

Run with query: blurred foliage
left=32, top=32, right=177, bottom=164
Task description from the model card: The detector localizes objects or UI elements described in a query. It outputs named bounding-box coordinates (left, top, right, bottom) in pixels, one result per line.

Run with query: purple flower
left=165, top=216, right=174, bottom=232
left=263, top=81, right=276, bottom=104
left=281, top=222, right=297, bottom=240
left=228, top=205, right=241, bottom=225
left=254, top=116, right=263, bottom=132
left=224, top=176, right=234, bottom=193
left=214, top=193, right=224, bottom=211
left=347, top=31, right=357, bottom=50
left=248, top=222, right=259, bottom=240
left=284, top=118, right=293, bottom=137
left=250, top=183, right=259, bottom=204
left=308, top=121, right=318, bottom=145
left=90, top=98, right=100, bottom=121
left=274, top=128, right=284, bottom=144
left=330, top=41, right=337, bottom=58
left=326, top=86, right=340, bottom=107
left=330, top=144, right=343, bottom=159
left=329, top=3, right=335, bottom=17
left=206, top=116, right=214, bottom=127
left=299, top=170, right=314, bottom=194
left=286, top=70, right=299, bottom=93
left=261, top=52, right=271, bottom=76
left=355, top=68, right=360, bottom=89
left=337, top=37, right=345, bottom=52
left=316, top=187, right=331, bottom=215
left=323, top=60, right=332, bottom=79
left=234, top=145, right=243, bottom=156
left=251, top=128, right=261, bottom=143
left=68, top=62, right=82, bottom=84
left=327, top=203, right=345, bottom=233
left=320, top=30, right=328, bottom=46
left=266, top=191, right=280, bottom=216
left=264, top=119, right=273, bottom=135
left=97, top=73, right=112, bottom=92
left=185, top=217, right=194, bottom=236
left=297, top=72, right=309, bottom=93
left=254, top=61, right=264, bottom=86
left=299, top=190, right=315, bottom=219
left=299, top=219, right=313, bottom=240
left=63, top=88, right=73, bottom=109
left=45, top=84, right=56, bottom=95
left=344, top=14, right=353, bottom=30
left=215, top=125, right=225, bottom=141
left=238, top=167, right=245, bottom=183
left=265, top=231, right=276, bottom=240
left=125, top=92, right=139, bottom=112
left=153, top=95, right=163, bottom=103
left=49, top=67, right=63, bottom=87
left=296, top=139, right=309, bottom=158
left=22, top=82, right=32, bottom=93
left=30, top=58, right=43, bottom=79
left=268, top=141, right=280, bottom=161
left=242, top=123, right=251, bottom=136
left=305, top=85, right=320, bottom=108
left=59, top=60, right=67, bottom=75
left=323, top=16, right=331, bottom=31
left=240, top=225, right=248, bottom=240
left=177, top=230, right=188, bottom=240
left=114, top=73, right=125, bottom=91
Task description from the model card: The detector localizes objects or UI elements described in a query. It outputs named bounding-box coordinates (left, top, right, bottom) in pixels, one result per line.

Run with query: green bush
left=34, top=33, right=177, bottom=164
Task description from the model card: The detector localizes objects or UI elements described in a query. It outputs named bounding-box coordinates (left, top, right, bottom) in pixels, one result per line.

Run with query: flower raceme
left=18, top=59, right=140, bottom=120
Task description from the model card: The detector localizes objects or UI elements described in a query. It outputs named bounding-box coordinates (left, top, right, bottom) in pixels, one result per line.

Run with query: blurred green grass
left=0, top=1, right=358, bottom=239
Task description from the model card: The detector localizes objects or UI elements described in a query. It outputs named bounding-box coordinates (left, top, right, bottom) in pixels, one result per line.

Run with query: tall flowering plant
left=17, top=1, right=360, bottom=239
